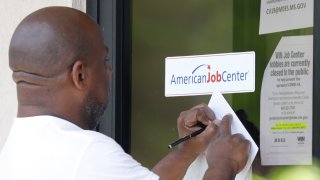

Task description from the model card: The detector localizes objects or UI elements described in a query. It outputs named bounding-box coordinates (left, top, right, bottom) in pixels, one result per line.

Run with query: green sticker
left=271, top=122, right=308, bottom=130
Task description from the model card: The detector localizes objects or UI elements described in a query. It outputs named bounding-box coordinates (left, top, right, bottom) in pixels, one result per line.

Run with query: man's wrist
left=177, top=141, right=202, bottom=158
left=205, top=158, right=238, bottom=180
left=203, top=167, right=236, bottom=180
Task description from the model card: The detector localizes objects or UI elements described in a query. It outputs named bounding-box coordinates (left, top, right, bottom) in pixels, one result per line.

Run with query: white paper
left=260, top=35, right=313, bottom=165
left=165, top=52, right=255, bottom=97
left=184, top=90, right=258, bottom=180
left=259, top=0, right=313, bottom=34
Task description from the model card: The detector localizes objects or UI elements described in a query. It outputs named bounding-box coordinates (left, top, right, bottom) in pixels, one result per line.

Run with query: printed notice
left=165, top=52, right=255, bottom=97
left=260, top=35, right=313, bottom=165
left=184, top=90, right=258, bottom=180
left=259, top=0, right=313, bottom=34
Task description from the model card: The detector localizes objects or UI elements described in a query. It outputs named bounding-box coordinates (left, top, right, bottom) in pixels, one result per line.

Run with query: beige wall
left=0, top=0, right=86, bottom=150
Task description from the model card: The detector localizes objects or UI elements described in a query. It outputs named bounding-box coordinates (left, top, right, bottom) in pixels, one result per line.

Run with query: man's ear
left=71, top=60, right=87, bottom=90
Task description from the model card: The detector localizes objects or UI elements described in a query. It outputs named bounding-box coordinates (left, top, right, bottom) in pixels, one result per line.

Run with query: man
left=0, top=7, right=250, bottom=179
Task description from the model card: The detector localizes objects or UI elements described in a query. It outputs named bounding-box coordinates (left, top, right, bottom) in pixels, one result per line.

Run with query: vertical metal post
left=86, top=0, right=131, bottom=153
left=313, top=1, right=320, bottom=161
left=115, top=0, right=131, bottom=153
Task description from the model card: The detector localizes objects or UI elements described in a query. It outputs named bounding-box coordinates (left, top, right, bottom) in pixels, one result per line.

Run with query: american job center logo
left=170, top=64, right=250, bottom=85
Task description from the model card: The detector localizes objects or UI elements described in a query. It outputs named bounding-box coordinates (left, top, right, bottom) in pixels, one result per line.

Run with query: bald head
left=10, top=6, right=99, bottom=83
left=9, top=7, right=111, bottom=129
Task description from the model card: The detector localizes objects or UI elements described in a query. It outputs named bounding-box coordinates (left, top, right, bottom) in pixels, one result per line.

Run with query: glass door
left=131, top=0, right=317, bottom=177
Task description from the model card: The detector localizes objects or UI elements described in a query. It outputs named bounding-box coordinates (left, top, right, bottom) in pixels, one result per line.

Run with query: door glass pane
left=131, top=0, right=313, bottom=176
left=131, top=0, right=234, bottom=168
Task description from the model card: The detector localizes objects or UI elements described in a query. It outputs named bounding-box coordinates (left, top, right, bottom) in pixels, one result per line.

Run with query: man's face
left=84, top=28, right=112, bottom=129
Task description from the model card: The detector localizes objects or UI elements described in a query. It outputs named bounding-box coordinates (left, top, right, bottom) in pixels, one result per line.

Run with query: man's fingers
left=227, top=133, right=251, bottom=173
left=199, top=121, right=218, bottom=139
left=190, top=103, right=207, bottom=110
left=231, top=133, right=245, bottom=143
left=185, top=104, right=215, bottom=128
left=199, top=107, right=215, bottom=122
left=219, top=114, right=232, bottom=135
left=243, top=139, right=251, bottom=153
left=194, top=106, right=215, bottom=125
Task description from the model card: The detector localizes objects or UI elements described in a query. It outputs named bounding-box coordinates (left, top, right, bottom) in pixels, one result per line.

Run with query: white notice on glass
left=184, top=90, right=258, bottom=180
left=260, top=35, right=313, bottom=165
left=259, top=0, right=313, bottom=34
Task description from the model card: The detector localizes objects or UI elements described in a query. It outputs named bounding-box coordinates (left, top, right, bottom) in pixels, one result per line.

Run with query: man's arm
left=152, top=105, right=251, bottom=180
left=152, top=122, right=217, bottom=179
left=152, top=104, right=218, bottom=179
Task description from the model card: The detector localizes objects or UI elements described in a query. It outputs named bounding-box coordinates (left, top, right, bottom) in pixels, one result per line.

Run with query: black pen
left=168, top=127, right=206, bottom=149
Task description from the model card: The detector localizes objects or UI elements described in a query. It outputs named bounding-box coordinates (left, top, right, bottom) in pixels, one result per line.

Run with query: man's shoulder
left=10, top=115, right=120, bottom=151
left=81, top=130, right=119, bottom=147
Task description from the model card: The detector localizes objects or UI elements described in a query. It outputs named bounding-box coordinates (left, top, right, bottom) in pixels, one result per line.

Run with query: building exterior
left=1, top=0, right=319, bottom=178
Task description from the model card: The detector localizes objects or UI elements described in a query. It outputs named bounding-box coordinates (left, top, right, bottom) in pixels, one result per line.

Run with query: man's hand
left=152, top=104, right=218, bottom=179
left=204, top=114, right=251, bottom=180
left=177, top=104, right=218, bottom=156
